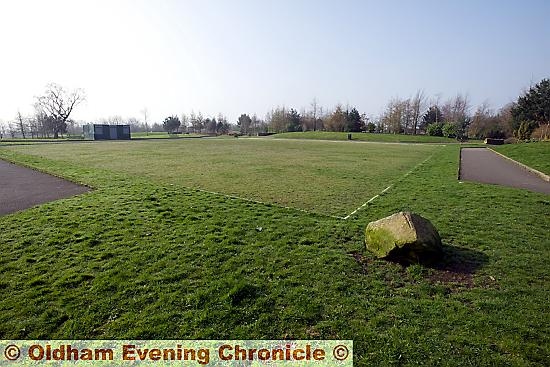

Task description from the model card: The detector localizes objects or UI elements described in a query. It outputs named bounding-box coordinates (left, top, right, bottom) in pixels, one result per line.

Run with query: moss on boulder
left=365, top=212, right=442, bottom=264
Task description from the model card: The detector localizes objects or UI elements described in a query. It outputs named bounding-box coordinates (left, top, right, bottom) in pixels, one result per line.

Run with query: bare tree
left=200, top=112, right=207, bottom=133
left=497, top=103, right=515, bottom=138
left=141, top=107, right=149, bottom=135
left=66, top=119, right=78, bottom=136
left=317, top=106, right=325, bottom=130
left=267, top=107, right=289, bottom=133
left=325, top=105, right=347, bottom=132
left=36, top=83, right=85, bottom=138
left=16, top=111, right=26, bottom=139
left=0, top=120, right=6, bottom=139
left=410, top=89, right=426, bottom=135
left=216, top=114, right=230, bottom=134
left=100, top=115, right=124, bottom=124
left=33, top=105, right=49, bottom=138
left=401, top=99, right=413, bottom=134
left=126, top=117, right=143, bottom=133
left=8, top=122, right=17, bottom=138
left=26, top=115, right=37, bottom=138
left=442, top=93, right=471, bottom=139
left=430, top=94, right=443, bottom=124
left=250, top=114, right=259, bottom=135
left=310, top=97, right=319, bottom=131
left=442, top=94, right=470, bottom=123
left=381, top=97, right=406, bottom=134
left=189, top=111, right=197, bottom=133
left=468, top=101, right=516, bottom=139
left=181, top=113, right=189, bottom=133
left=468, top=101, right=493, bottom=139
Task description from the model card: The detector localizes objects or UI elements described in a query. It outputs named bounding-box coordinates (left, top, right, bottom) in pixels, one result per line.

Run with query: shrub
left=163, top=115, right=181, bottom=133
left=426, top=123, right=443, bottom=136
left=366, top=122, right=376, bottom=133
left=442, top=123, right=457, bottom=138
left=504, top=137, right=518, bottom=144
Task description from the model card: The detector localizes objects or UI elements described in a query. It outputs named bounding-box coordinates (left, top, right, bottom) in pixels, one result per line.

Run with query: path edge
left=458, top=147, right=463, bottom=180
left=0, top=156, right=94, bottom=190
left=487, top=148, right=550, bottom=182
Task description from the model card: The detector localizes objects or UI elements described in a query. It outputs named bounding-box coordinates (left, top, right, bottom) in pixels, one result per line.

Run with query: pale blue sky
left=0, top=0, right=548, bottom=124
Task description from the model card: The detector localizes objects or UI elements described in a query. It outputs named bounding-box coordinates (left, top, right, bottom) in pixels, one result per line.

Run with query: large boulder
left=365, top=212, right=442, bottom=264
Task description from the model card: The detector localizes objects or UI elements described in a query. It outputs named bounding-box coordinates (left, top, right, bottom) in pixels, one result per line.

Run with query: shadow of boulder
left=429, top=243, right=489, bottom=274
left=384, top=243, right=490, bottom=288
left=385, top=242, right=489, bottom=274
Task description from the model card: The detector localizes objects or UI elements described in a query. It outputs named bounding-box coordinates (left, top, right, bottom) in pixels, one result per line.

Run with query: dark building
left=83, top=124, right=131, bottom=140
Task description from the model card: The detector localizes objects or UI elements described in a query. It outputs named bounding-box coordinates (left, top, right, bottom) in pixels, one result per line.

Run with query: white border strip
left=341, top=151, right=439, bottom=220
left=190, top=187, right=345, bottom=220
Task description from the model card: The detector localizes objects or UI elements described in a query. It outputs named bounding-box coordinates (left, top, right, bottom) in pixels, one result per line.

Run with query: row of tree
left=256, top=80, right=549, bottom=140
left=97, top=112, right=234, bottom=135
left=2, top=79, right=548, bottom=140
left=162, top=113, right=232, bottom=135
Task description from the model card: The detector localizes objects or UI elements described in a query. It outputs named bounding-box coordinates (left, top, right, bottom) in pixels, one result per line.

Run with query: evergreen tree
left=422, top=106, right=443, bottom=127
left=346, top=107, right=363, bottom=132
left=237, top=114, right=252, bottom=134
left=287, top=108, right=301, bottom=132
left=512, top=78, right=550, bottom=138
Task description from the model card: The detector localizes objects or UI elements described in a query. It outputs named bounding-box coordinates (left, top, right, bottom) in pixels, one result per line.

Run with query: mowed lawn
left=0, top=141, right=549, bottom=366
left=1, top=139, right=440, bottom=217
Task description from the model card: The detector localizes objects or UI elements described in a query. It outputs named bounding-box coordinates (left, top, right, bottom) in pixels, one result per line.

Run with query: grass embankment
left=0, top=139, right=69, bottom=146
left=493, top=142, right=550, bottom=175
left=0, top=139, right=438, bottom=217
left=0, top=140, right=549, bottom=366
left=272, top=131, right=460, bottom=143
left=131, top=132, right=208, bottom=139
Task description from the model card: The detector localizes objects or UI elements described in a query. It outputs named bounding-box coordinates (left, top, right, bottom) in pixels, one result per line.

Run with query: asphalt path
left=460, top=148, right=550, bottom=195
left=0, top=160, right=89, bottom=216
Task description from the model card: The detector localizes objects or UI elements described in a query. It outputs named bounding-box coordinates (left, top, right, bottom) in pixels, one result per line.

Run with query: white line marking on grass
left=381, top=185, right=392, bottom=193
left=342, top=151, right=438, bottom=220
left=190, top=187, right=345, bottom=220
left=342, top=194, right=380, bottom=220
left=367, top=195, right=380, bottom=203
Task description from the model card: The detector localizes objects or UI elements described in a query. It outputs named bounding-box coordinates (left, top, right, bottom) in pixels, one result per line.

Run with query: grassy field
left=0, top=139, right=549, bottom=366
left=272, top=131, right=461, bottom=143
left=0, top=139, right=440, bottom=217
left=493, top=142, right=550, bottom=175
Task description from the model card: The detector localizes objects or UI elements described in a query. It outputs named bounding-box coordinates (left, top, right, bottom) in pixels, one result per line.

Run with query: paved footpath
left=0, top=160, right=89, bottom=216
left=460, top=148, right=550, bottom=195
